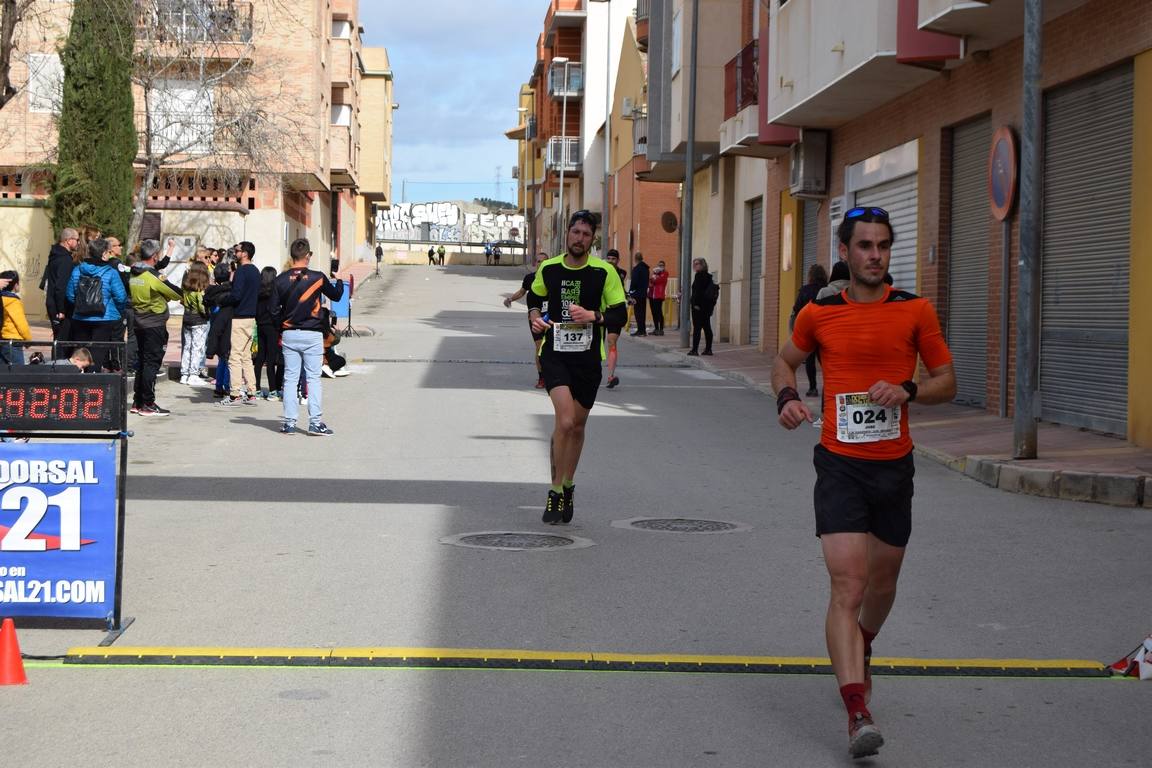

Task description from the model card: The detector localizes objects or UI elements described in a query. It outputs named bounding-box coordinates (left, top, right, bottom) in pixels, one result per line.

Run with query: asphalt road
left=5, top=265, right=1150, bottom=767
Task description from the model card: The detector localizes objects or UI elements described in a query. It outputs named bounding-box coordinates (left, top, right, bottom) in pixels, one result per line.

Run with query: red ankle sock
left=840, top=683, right=870, bottom=718
left=859, top=623, right=878, bottom=656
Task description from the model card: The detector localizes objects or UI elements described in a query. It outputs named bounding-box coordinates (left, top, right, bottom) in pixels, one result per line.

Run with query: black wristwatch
left=901, top=380, right=918, bottom=402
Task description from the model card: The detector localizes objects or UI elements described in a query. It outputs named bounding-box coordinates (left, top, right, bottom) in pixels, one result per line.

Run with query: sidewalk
left=627, top=331, right=1152, bottom=508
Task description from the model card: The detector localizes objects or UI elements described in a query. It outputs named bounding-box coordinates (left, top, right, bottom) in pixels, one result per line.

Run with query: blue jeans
left=0, top=341, right=26, bottom=366
left=281, top=329, right=323, bottom=426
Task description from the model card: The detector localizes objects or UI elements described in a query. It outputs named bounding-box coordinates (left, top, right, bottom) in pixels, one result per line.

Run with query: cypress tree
left=50, top=0, right=136, bottom=240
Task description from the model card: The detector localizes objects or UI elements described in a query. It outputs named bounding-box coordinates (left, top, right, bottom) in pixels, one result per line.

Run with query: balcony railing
left=635, top=0, right=650, bottom=21
left=547, top=62, right=584, bottom=98
left=136, top=0, right=254, bottom=44
left=632, top=114, right=648, bottom=156
left=137, top=110, right=251, bottom=156
left=546, top=136, right=581, bottom=171
left=724, top=40, right=758, bottom=121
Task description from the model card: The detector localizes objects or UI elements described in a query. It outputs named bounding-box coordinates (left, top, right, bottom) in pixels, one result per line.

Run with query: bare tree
left=126, top=0, right=318, bottom=243
left=0, top=0, right=32, bottom=110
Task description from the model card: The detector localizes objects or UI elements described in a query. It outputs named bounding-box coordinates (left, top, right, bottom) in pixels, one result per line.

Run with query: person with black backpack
left=688, top=257, right=718, bottom=356
left=65, top=238, right=130, bottom=372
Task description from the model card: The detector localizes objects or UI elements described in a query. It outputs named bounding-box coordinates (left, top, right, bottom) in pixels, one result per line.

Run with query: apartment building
left=757, top=0, right=1152, bottom=446
left=0, top=0, right=393, bottom=318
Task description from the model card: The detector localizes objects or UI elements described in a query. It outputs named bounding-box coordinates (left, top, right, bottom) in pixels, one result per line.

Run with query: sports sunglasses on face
left=844, top=206, right=889, bottom=220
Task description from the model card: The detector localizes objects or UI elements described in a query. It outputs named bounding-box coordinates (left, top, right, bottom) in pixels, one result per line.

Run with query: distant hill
left=474, top=197, right=517, bottom=213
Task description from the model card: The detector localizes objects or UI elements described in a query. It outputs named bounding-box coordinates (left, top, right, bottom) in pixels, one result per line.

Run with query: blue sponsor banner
left=329, top=279, right=351, bottom=319
left=0, top=442, right=117, bottom=621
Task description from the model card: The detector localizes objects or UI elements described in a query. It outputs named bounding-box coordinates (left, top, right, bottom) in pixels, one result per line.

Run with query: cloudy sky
left=360, top=2, right=544, bottom=206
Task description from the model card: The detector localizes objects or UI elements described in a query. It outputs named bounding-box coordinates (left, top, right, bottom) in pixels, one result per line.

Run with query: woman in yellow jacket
left=1, top=269, right=33, bottom=365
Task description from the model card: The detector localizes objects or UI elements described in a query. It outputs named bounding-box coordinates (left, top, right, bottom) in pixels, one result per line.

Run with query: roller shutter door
left=948, top=117, right=991, bottom=407
left=855, top=175, right=918, bottom=291
left=1040, top=64, right=1132, bottom=435
left=748, top=198, right=763, bottom=345
left=801, top=199, right=820, bottom=279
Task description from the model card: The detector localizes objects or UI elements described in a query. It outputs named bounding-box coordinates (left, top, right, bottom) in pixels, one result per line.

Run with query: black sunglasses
left=845, top=206, right=889, bottom=220
left=569, top=209, right=597, bottom=227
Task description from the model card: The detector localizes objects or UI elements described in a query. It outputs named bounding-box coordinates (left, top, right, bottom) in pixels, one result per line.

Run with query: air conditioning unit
left=622, top=96, right=634, bottom=115
left=789, top=129, right=829, bottom=199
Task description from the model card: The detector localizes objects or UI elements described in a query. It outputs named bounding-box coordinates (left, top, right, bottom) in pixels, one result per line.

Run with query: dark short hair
left=837, top=208, right=895, bottom=246
left=605, top=249, right=619, bottom=259
left=0, top=269, right=18, bottom=286
left=213, top=263, right=231, bottom=283
left=568, top=209, right=599, bottom=234
left=238, top=241, right=256, bottom=258
left=829, top=260, right=850, bottom=282
left=88, top=238, right=109, bottom=260
left=290, top=238, right=311, bottom=261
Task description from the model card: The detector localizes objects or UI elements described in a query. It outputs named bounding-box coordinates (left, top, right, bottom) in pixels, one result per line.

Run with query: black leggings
left=253, top=324, right=282, bottom=391
left=691, top=307, right=713, bottom=352
left=650, top=299, right=664, bottom=332
left=804, top=353, right=818, bottom=392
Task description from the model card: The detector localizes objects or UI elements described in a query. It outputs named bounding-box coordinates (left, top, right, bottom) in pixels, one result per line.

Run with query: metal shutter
left=1040, top=64, right=1133, bottom=434
left=748, top=198, right=763, bottom=345
left=855, top=174, right=918, bottom=291
left=948, top=117, right=991, bottom=407
left=801, top=199, right=820, bottom=279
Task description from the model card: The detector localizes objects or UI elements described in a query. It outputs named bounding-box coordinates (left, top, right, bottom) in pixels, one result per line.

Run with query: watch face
left=0, top=372, right=124, bottom=432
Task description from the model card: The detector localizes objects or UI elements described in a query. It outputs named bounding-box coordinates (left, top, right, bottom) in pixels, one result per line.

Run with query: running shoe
left=136, top=404, right=169, bottom=417
left=241, top=393, right=259, bottom=406
left=848, top=713, right=883, bottom=759
left=333, top=369, right=350, bottom=377
left=542, top=490, right=563, bottom=524
left=269, top=390, right=282, bottom=401
left=606, top=376, right=620, bottom=390
left=217, top=396, right=242, bottom=407
left=279, top=422, right=296, bottom=435
left=147, top=403, right=171, bottom=416
left=321, top=364, right=335, bottom=378
left=308, top=422, right=334, bottom=436
left=562, top=485, right=574, bottom=523
left=535, top=376, right=545, bottom=389
left=129, top=404, right=142, bottom=414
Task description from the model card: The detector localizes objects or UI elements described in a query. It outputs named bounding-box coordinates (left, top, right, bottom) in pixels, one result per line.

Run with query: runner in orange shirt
left=771, top=206, right=956, bottom=759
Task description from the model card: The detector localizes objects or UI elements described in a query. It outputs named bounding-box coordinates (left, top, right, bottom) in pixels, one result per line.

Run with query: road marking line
left=62, top=646, right=1111, bottom=677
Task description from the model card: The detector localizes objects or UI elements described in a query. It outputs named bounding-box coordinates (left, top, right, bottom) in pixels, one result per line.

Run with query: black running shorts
left=541, top=354, right=602, bottom=410
left=812, top=444, right=915, bottom=547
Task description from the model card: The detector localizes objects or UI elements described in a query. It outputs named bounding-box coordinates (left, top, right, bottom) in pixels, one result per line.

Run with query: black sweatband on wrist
left=776, top=386, right=801, bottom=414
left=901, top=380, right=918, bottom=402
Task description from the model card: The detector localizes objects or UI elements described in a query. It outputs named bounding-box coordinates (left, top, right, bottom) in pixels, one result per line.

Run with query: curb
left=625, top=335, right=1151, bottom=509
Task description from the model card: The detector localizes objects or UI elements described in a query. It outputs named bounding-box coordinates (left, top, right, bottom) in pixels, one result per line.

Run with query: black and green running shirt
left=528, top=254, right=628, bottom=361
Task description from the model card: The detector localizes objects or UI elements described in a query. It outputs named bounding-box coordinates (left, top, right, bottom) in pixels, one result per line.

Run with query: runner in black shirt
left=527, top=212, right=626, bottom=523
left=503, top=251, right=550, bottom=388
left=602, top=249, right=627, bottom=389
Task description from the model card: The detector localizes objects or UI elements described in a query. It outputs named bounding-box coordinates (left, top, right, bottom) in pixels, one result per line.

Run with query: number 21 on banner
left=1, top=487, right=81, bottom=551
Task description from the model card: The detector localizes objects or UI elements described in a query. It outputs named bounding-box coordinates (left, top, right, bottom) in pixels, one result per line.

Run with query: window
left=149, top=81, right=214, bottom=154
left=331, top=19, right=352, bottom=39
left=671, top=9, right=682, bottom=76
left=27, top=54, right=63, bottom=113
left=331, top=104, right=352, bottom=127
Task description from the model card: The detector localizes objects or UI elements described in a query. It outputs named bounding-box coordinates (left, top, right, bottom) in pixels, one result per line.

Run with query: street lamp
left=518, top=104, right=536, bottom=263
left=552, top=55, right=570, bottom=254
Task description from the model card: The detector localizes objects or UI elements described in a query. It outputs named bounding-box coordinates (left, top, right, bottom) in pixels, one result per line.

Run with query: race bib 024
left=835, top=392, right=901, bottom=444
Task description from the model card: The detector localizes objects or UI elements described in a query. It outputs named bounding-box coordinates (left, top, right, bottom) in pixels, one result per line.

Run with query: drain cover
left=612, top=517, right=751, bottom=534
left=441, top=531, right=595, bottom=551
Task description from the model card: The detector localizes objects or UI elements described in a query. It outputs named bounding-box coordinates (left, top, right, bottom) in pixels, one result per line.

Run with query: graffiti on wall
left=376, top=202, right=524, bottom=244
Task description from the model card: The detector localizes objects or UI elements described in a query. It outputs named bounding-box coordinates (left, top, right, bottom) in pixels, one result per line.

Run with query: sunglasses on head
left=844, top=206, right=889, bottom=220
left=569, top=209, right=596, bottom=227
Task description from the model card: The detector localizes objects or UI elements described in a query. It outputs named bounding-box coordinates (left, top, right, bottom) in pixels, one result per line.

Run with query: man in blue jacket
left=220, top=241, right=260, bottom=406
left=66, top=238, right=130, bottom=372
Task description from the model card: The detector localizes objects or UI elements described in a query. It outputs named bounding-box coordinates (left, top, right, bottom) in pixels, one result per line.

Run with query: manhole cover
left=441, top=531, right=595, bottom=552
left=612, top=517, right=751, bottom=534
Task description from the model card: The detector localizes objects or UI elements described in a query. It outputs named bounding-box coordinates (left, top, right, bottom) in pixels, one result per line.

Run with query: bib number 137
left=1, top=487, right=82, bottom=551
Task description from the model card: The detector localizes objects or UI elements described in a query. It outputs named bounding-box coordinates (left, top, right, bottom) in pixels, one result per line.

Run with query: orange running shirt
left=792, top=286, right=953, bottom=460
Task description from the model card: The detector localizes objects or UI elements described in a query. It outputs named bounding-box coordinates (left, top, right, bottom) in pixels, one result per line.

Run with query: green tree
left=50, top=0, right=136, bottom=239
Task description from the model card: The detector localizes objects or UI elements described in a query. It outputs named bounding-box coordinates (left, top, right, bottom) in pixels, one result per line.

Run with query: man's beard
left=567, top=241, right=587, bottom=257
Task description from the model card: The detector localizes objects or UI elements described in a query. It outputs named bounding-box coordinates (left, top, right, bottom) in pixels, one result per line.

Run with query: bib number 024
left=1, top=487, right=81, bottom=551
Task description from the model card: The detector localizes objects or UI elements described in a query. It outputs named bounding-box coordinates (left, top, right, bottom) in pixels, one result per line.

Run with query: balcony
left=544, top=0, right=587, bottom=46
left=548, top=62, right=584, bottom=99
left=137, top=110, right=243, bottom=156
left=723, top=41, right=757, bottom=121
left=919, top=0, right=1089, bottom=53
left=635, top=0, right=650, bottom=51
left=330, top=36, right=353, bottom=87
left=767, top=0, right=939, bottom=129
left=546, top=136, right=581, bottom=173
left=329, top=124, right=356, bottom=188
left=632, top=114, right=648, bottom=157
left=136, top=0, right=253, bottom=44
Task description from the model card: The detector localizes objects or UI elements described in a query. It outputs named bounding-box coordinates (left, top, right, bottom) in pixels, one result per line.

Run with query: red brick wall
left=609, top=155, right=683, bottom=278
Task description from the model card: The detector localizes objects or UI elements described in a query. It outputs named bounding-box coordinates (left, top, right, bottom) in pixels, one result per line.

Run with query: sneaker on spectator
left=136, top=404, right=169, bottom=417
left=241, top=392, right=259, bottom=406
left=268, top=390, right=282, bottom=401
left=308, top=422, right=334, bottom=436
left=217, top=396, right=242, bottom=408
left=321, top=364, right=335, bottom=379
left=279, top=421, right=296, bottom=435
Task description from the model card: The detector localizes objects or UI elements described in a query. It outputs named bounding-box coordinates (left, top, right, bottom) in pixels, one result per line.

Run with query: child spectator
left=180, top=260, right=212, bottom=386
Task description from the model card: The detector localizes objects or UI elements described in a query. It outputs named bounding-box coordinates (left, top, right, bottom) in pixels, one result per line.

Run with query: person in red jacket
left=647, top=260, right=669, bottom=336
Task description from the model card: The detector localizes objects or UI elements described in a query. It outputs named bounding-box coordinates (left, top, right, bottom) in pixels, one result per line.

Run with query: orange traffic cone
left=0, top=617, right=28, bottom=685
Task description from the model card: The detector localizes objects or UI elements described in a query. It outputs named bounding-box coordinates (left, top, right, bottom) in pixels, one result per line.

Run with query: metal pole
left=557, top=61, right=570, bottom=254
left=1014, top=0, right=1043, bottom=458
left=678, top=0, right=699, bottom=348
left=603, top=2, right=612, bottom=251
left=999, top=219, right=1010, bottom=418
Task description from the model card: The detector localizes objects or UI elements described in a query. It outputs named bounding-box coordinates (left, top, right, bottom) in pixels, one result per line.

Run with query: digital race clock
left=0, top=372, right=124, bottom=432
